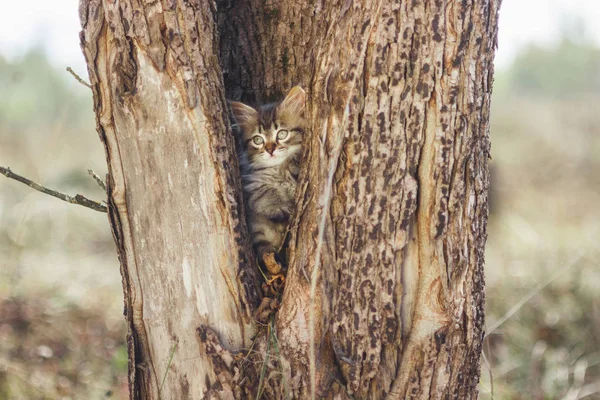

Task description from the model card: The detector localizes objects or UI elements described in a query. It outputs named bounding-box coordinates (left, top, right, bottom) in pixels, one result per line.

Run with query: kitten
left=230, top=86, right=306, bottom=274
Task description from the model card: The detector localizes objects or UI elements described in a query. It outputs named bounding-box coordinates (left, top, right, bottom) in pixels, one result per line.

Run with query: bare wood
left=0, top=166, right=107, bottom=213
left=79, top=0, right=262, bottom=398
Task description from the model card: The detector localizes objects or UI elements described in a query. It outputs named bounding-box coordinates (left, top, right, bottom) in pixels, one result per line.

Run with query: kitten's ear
left=278, top=86, right=306, bottom=115
left=229, top=101, right=258, bottom=125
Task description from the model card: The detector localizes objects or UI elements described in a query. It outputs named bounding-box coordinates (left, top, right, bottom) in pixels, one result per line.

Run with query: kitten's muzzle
left=265, top=142, right=276, bottom=155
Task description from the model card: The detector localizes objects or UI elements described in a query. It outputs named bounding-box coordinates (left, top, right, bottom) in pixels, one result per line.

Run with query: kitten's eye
left=252, top=136, right=264, bottom=145
left=277, top=130, right=289, bottom=140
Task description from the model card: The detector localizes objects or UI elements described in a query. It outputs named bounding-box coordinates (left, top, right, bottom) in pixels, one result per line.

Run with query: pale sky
left=0, top=0, right=599, bottom=74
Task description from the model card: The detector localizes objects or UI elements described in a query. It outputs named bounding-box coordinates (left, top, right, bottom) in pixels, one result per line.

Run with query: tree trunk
left=79, top=0, right=500, bottom=398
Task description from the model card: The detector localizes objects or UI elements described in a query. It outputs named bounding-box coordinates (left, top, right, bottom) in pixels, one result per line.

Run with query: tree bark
left=78, top=1, right=262, bottom=398
left=79, top=0, right=500, bottom=398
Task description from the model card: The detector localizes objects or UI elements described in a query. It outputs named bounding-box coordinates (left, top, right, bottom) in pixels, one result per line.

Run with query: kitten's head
left=230, top=86, right=306, bottom=169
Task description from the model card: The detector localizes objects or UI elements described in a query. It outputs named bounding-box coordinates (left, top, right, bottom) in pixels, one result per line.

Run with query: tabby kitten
left=230, top=86, right=306, bottom=270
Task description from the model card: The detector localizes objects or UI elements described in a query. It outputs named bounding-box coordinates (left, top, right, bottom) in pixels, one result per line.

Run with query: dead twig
left=87, top=169, right=106, bottom=191
left=66, top=67, right=92, bottom=89
left=0, top=166, right=107, bottom=213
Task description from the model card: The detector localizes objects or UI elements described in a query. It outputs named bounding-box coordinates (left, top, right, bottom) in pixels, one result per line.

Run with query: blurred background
left=0, top=0, right=599, bottom=398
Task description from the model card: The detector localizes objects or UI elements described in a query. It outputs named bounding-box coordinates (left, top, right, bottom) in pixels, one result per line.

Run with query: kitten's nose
left=265, top=142, right=276, bottom=155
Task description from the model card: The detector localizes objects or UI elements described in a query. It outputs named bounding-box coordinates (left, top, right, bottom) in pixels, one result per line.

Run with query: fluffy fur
left=230, top=86, right=306, bottom=264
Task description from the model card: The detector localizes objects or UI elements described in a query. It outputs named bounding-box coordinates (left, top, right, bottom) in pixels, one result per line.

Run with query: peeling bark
left=79, top=1, right=261, bottom=398
left=80, top=0, right=500, bottom=398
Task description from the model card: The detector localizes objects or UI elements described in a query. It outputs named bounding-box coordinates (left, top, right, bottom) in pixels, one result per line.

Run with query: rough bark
left=80, top=0, right=500, bottom=398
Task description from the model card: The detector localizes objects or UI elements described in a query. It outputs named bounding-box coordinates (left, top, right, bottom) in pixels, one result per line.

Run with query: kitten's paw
left=262, top=251, right=284, bottom=275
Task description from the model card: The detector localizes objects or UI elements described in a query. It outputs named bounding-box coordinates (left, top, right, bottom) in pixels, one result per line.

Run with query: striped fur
left=230, top=87, right=306, bottom=261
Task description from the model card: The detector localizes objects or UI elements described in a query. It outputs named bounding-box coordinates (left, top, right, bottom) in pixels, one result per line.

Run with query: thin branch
left=0, top=166, right=107, bottom=213
left=87, top=169, right=107, bottom=191
left=66, top=66, right=92, bottom=89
